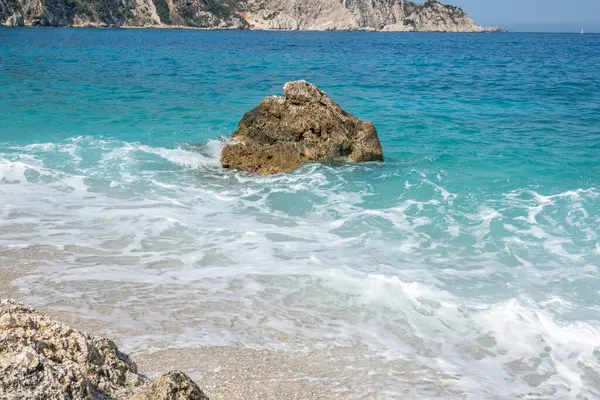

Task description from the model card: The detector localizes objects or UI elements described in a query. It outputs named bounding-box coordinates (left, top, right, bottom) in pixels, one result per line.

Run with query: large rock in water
left=220, top=80, right=384, bottom=175
left=0, top=299, right=209, bottom=400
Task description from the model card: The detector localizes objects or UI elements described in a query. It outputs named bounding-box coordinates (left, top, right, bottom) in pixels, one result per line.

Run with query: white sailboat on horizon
left=581, top=28, right=584, bottom=34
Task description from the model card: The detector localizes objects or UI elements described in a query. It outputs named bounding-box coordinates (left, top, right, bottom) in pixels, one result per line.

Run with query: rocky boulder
left=131, top=371, right=208, bottom=400
left=0, top=299, right=209, bottom=400
left=220, top=80, right=384, bottom=175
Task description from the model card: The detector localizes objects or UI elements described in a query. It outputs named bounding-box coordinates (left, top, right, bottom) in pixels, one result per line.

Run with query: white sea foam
left=139, top=143, right=222, bottom=170
left=0, top=159, right=28, bottom=182
left=2, top=137, right=600, bottom=398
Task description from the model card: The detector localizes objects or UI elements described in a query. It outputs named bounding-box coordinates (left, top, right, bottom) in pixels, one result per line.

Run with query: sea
left=1, top=28, right=600, bottom=399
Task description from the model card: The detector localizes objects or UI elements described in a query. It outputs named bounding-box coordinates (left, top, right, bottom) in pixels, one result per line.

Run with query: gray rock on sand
left=131, top=371, right=209, bottom=400
left=0, top=298, right=209, bottom=400
left=220, top=80, right=384, bottom=175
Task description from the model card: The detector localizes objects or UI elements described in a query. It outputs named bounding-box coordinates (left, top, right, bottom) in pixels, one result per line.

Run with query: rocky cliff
left=1, top=0, right=499, bottom=31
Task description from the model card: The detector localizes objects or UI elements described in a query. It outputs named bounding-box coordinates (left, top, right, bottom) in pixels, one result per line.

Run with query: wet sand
left=136, top=348, right=351, bottom=400
left=0, top=251, right=351, bottom=399
left=0, top=246, right=454, bottom=399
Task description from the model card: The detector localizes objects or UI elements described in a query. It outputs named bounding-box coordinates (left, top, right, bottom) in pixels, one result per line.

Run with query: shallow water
left=1, top=28, right=600, bottom=398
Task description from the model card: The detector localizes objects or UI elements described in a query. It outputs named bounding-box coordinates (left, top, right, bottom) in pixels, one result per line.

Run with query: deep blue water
left=1, top=28, right=600, bottom=398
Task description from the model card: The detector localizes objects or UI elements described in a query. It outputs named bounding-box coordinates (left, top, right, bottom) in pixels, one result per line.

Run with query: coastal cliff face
left=243, top=0, right=493, bottom=32
left=1, top=0, right=498, bottom=31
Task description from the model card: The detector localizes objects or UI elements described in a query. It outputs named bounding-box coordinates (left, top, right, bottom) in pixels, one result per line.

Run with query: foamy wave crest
left=309, top=270, right=600, bottom=398
left=137, top=140, right=224, bottom=170
left=0, top=158, right=63, bottom=184
left=0, top=159, right=29, bottom=183
left=468, top=297, right=600, bottom=398
left=1, top=136, right=235, bottom=197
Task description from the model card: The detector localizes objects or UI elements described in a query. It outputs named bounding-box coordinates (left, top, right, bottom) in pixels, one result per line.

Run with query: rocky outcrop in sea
left=0, top=0, right=500, bottom=32
left=220, top=80, right=384, bottom=175
left=0, top=299, right=209, bottom=400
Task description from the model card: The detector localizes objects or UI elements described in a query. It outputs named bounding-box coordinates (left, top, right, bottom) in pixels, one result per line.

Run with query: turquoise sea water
left=1, top=28, right=600, bottom=398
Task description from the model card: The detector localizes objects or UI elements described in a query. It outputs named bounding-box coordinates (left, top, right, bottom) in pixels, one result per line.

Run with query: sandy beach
left=0, top=253, right=341, bottom=399
left=1, top=245, right=455, bottom=399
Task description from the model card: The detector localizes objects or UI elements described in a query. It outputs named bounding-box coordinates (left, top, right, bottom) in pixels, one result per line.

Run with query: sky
left=444, top=0, right=600, bottom=33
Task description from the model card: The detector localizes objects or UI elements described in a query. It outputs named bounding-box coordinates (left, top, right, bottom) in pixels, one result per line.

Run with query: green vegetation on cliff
left=154, top=0, right=171, bottom=24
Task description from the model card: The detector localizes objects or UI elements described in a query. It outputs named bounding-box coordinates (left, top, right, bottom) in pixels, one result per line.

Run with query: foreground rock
left=0, top=299, right=209, bottom=400
left=220, top=80, right=384, bottom=175
left=131, top=371, right=208, bottom=400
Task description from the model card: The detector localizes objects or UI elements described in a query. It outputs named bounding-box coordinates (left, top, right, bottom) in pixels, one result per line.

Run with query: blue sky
left=445, top=0, right=600, bottom=32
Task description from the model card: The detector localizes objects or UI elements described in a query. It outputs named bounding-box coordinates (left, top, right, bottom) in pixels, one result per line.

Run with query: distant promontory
left=1, top=0, right=500, bottom=32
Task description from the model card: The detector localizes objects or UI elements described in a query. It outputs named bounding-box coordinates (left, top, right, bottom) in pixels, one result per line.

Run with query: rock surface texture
left=131, top=372, right=209, bottom=400
left=220, top=80, right=384, bottom=175
left=0, top=299, right=209, bottom=400
left=0, top=0, right=500, bottom=31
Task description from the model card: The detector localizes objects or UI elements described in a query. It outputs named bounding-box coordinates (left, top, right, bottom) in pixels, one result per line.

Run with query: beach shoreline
left=0, top=246, right=453, bottom=399
left=1, top=260, right=344, bottom=399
